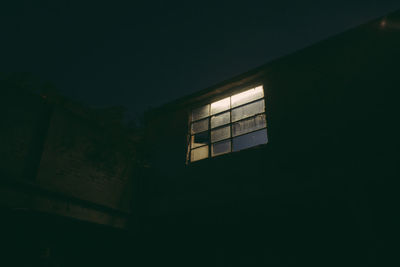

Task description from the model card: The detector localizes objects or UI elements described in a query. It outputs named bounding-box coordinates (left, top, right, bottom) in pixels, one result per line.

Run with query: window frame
left=187, top=84, right=268, bottom=163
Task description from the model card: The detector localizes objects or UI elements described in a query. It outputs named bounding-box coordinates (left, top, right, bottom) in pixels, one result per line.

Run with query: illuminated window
left=188, top=85, right=268, bottom=162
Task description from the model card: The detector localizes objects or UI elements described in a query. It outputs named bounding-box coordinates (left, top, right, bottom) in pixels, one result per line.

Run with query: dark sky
left=1, top=0, right=399, bottom=119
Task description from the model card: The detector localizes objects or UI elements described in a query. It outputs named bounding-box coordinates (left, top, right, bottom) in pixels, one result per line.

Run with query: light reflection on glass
left=210, top=97, right=230, bottom=115
left=189, top=85, right=267, bottom=162
left=231, top=86, right=264, bottom=108
left=191, top=146, right=209, bottom=162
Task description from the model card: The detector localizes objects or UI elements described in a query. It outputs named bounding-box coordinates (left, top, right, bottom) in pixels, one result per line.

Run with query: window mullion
left=230, top=97, right=233, bottom=153
left=208, top=105, right=211, bottom=158
left=189, top=85, right=267, bottom=162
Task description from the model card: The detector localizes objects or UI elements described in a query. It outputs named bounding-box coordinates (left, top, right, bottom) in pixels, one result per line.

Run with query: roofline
left=145, top=8, right=399, bottom=119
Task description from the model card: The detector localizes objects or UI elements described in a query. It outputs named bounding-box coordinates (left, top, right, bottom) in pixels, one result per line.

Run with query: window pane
left=212, top=140, right=231, bottom=157
left=211, top=125, right=231, bottom=143
left=211, top=111, right=230, bottom=128
left=191, top=118, right=209, bottom=134
left=231, top=86, right=264, bottom=108
left=232, top=129, right=268, bottom=152
left=192, top=104, right=209, bottom=121
left=191, top=146, right=209, bottom=162
left=232, top=99, right=265, bottom=122
left=210, top=97, right=230, bottom=115
left=191, top=131, right=209, bottom=149
left=232, top=114, right=266, bottom=137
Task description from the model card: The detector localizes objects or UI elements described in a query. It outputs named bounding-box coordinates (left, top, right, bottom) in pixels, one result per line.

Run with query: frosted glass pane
left=231, top=86, right=264, bottom=108
left=191, top=146, right=209, bottom=162
left=211, top=111, right=230, bottom=128
left=192, top=104, right=209, bottom=121
left=232, top=129, right=268, bottom=151
left=191, top=131, right=209, bottom=149
left=212, top=140, right=231, bottom=157
left=191, top=118, right=209, bottom=134
left=211, top=125, right=231, bottom=143
left=210, top=97, right=230, bottom=115
left=232, top=114, right=266, bottom=137
left=232, top=100, right=265, bottom=122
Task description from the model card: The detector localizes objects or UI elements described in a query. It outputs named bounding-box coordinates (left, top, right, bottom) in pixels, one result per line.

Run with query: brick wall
left=36, top=107, right=134, bottom=212
left=0, top=87, right=140, bottom=228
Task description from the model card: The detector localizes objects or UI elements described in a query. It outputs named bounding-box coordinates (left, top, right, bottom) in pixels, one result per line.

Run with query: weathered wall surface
left=0, top=87, right=139, bottom=228
left=36, top=107, right=134, bottom=212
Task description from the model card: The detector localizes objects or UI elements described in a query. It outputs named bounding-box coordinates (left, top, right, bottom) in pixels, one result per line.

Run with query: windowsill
left=186, top=141, right=269, bottom=166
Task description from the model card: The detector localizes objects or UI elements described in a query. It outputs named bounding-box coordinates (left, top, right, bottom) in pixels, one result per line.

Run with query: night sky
left=1, top=0, right=399, bottom=120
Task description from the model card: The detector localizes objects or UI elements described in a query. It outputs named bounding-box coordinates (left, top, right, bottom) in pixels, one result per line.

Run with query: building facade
left=0, top=85, right=140, bottom=265
left=141, top=11, right=400, bottom=266
left=1, top=10, right=399, bottom=267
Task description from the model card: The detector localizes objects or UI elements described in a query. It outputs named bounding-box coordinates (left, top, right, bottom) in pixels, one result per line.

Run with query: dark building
left=141, top=11, right=400, bottom=266
left=1, top=9, right=399, bottom=267
left=0, top=85, right=140, bottom=265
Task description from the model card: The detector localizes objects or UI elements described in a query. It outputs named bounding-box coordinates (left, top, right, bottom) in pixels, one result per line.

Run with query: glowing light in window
left=211, top=97, right=230, bottom=115
left=188, top=85, right=267, bottom=163
left=231, top=86, right=264, bottom=108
